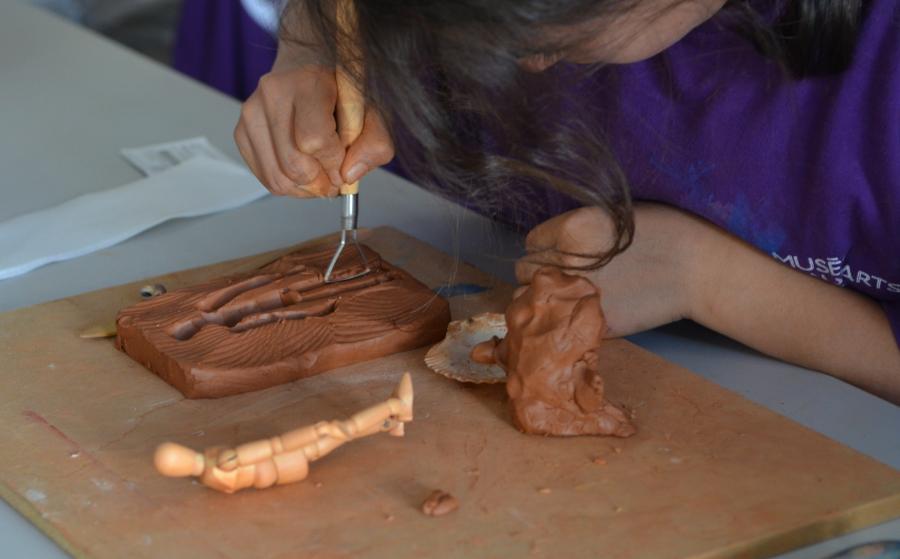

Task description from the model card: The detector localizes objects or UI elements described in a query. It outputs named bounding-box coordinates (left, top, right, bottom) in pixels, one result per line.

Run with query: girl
left=233, top=0, right=900, bottom=403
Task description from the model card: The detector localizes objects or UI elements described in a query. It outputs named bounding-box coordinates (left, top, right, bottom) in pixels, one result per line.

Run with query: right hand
left=234, top=64, right=395, bottom=198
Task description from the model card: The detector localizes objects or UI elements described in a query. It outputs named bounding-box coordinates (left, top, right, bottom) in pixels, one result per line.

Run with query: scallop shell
left=424, top=312, right=507, bottom=384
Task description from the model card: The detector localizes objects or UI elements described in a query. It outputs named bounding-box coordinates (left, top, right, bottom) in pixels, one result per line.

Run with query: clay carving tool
left=324, top=0, right=371, bottom=283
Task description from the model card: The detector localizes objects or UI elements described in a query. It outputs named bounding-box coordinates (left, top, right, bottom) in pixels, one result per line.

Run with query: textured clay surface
left=116, top=245, right=450, bottom=398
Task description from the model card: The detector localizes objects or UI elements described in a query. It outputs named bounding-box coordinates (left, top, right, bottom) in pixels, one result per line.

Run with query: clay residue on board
left=471, top=267, right=635, bottom=437
left=116, top=245, right=450, bottom=398
left=421, top=490, right=459, bottom=516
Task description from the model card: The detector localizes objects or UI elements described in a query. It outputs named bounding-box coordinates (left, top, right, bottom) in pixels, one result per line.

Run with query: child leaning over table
left=230, top=0, right=900, bottom=403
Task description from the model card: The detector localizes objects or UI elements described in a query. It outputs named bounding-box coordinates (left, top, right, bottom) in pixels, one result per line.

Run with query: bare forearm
left=688, top=221, right=900, bottom=403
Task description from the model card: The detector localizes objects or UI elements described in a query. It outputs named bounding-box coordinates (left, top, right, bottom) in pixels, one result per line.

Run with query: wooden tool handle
left=336, top=0, right=364, bottom=196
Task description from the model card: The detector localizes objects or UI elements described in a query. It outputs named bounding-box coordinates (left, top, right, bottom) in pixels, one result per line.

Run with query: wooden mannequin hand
left=515, top=203, right=704, bottom=337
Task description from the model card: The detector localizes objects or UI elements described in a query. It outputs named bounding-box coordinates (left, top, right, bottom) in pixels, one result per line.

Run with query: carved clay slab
left=115, top=245, right=450, bottom=398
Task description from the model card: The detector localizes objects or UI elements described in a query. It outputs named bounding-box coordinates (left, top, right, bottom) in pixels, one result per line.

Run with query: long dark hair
left=281, top=0, right=865, bottom=267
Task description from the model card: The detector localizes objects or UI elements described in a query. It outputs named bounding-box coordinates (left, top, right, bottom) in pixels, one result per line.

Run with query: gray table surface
left=1, top=2, right=897, bottom=557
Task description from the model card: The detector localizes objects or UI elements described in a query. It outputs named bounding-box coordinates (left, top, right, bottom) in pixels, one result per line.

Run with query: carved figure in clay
left=154, top=373, right=413, bottom=493
left=472, top=267, right=635, bottom=437
left=116, top=245, right=450, bottom=398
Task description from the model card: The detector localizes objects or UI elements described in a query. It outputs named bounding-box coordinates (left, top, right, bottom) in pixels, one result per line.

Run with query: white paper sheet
left=0, top=156, right=268, bottom=281
left=121, top=136, right=232, bottom=176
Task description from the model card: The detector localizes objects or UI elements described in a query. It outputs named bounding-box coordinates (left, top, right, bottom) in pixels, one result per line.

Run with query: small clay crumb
left=314, top=482, right=323, bottom=488
left=592, top=457, right=607, bottom=466
left=384, top=514, right=395, bottom=522
left=537, top=487, right=552, bottom=495
left=613, top=505, right=624, bottom=514
left=613, top=446, right=623, bottom=454
left=421, top=490, right=459, bottom=517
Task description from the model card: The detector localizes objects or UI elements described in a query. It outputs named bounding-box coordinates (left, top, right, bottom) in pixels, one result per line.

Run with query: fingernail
left=345, top=162, right=368, bottom=184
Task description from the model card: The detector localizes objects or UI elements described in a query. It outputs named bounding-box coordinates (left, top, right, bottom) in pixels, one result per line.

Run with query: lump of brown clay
left=471, top=267, right=635, bottom=438
left=421, top=490, right=459, bottom=516
left=116, top=245, right=450, bottom=398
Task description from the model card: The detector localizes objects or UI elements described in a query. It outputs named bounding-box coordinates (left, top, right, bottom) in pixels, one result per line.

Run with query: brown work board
left=0, top=226, right=898, bottom=559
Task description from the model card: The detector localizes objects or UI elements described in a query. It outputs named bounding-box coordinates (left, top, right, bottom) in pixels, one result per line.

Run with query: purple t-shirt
left=173, top=0, right=278, bottom=101
left=564, top=0, right=899, bottom=346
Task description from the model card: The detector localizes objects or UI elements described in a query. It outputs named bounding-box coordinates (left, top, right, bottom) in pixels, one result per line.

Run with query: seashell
left=424, top=312, right=507, bottom=384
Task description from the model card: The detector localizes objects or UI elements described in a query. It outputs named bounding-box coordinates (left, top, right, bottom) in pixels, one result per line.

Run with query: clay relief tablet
left=116, top=245, right=450, bottom=398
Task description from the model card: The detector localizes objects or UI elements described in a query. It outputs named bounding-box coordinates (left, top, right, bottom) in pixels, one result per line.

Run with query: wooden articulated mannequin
left=154, top=373, right=413, bottom=493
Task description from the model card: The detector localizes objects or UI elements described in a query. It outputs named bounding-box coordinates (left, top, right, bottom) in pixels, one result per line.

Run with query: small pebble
left=613, top=446, right=623, bottom=454
left=421, top=490, right=459, bottom=517
left=537, top=487, right=552, bottom=495
left=314, top=482, right=323, bottom=488
left=140, top=284, right=167, bottom=299
left=592, top=457, right=607, bottom=466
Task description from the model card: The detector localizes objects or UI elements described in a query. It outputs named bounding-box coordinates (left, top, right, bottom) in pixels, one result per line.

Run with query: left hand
left=516, top=203, right=706, bottom=337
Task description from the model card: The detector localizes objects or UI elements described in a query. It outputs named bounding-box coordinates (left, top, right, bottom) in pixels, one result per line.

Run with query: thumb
left=341, top=109, right=395, bottom=184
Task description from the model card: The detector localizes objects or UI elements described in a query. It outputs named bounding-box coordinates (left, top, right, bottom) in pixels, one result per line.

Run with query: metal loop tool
left=323, top=191, right=371, bottom=283
left=323, top=0, right=372, bottom=284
